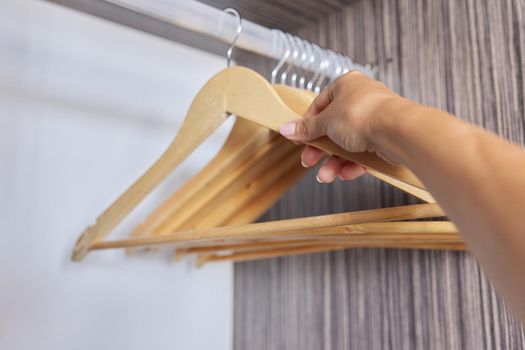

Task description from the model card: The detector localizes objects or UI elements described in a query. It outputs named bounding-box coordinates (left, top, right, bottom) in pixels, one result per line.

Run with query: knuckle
left=340, top=70, right=366, bottom=86
left=296, top=121, right=311, bottom=138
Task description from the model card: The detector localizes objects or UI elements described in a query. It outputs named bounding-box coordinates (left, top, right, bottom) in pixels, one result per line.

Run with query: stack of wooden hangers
left=72, top=67, right=465, bottom=266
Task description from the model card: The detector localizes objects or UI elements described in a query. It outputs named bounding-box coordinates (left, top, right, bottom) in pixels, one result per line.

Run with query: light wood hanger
left=127, top=84, right=317, bottom=244
left=170, top=85, right=436, bottom=261
left=87, top=204, right=462, bottom=265
left=89, top=203, right=449, bottom=250
left=74, top=66, right=430, bottom=261
left=195, top=241, right=467, bottom=266
left=175, top=237, right=464, bottom=261
left=125, top=82, right=433, bottom=261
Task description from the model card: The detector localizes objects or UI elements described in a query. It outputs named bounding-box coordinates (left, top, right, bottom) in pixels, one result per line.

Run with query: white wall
left=0, top=1, right=234, bottom=349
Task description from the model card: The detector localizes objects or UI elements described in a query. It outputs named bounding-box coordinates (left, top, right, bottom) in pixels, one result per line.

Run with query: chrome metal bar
left=48, top=0, right=374, bottom=79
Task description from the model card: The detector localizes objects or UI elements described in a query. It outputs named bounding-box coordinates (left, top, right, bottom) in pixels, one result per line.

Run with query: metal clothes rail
left=47, top=0, right=374, bottom=79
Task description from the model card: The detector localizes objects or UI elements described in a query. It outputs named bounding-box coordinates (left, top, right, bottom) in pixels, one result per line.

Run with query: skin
left=279, top=71, right=525, bottom=322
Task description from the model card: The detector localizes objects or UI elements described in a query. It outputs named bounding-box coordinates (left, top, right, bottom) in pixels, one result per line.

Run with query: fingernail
left=279, top=121, right=296, bottom=137
left=301, top=160, right=308, bottom=168
left=316, top=174, right=324, bottom=183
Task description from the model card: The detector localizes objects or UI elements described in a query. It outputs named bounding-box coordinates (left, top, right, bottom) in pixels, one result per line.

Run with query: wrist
left=366, top=96, right=418, bottom=164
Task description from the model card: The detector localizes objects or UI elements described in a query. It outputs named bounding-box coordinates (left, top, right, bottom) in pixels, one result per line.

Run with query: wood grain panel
left=234, top=0, right=525, bottom=349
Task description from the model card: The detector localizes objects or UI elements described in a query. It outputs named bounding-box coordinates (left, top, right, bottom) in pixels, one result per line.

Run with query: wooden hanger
left=127, top=84, right=317, bottom=246
left=124, top=81, right=433, bottom=262
left=73, top=66, right=431, bottom=261
left=87, top=203, right=463, bottom=265
left=195, top=241, right=467, bottom=266
left=141, top=81, right=456, bottom=265
left=126, top=81, right=432, bottom=242
left=88, top=203, right=458, bottom=250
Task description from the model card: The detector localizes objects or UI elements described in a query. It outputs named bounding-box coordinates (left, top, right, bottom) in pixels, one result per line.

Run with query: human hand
left=279, top=70, right=401, bottom=183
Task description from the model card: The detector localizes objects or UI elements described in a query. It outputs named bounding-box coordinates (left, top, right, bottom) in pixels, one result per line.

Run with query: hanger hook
left=332, top=51, right=343, bottom=79
left=343, top=56, right=355, bottom=74
left=338, top=54, right=348, bottom=75
left=291, top=36, right=307, bottom=88
left=314, top=48, right=330, bottom=92
left=325, top=51, right=343, bottom=88
left=299, top=39, right=315, bottom=89
left=271, top=30, right=291, bottom=84
left=223, top=8, right=242, bottom=67
left=324, top=50, right=338, bottom=89
left=307, top=44, right=322, bottom=91
left=281, top=33, right=298, bottom=84
left=323, top=50, right=337, bottom=88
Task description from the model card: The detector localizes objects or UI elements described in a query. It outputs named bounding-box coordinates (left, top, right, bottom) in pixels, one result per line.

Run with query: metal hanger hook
left=344, top=56, right=355, bottom=74
left=332, top=51, right=343, bottom=79
left=271, top=30, right=290, bottom=84
left=299, top=39, right=315, bottom=89
left=281, top=32, right=298, bottom=84
left=223, top=8, right=242, bottom=67
left=307, top=44, right=322, bottom=91
left=291, top=36, right=307, bottom=88
left=314, top=48, right=330, bottom=92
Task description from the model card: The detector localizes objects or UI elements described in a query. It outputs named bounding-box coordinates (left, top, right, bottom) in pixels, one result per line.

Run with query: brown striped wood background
left=234, top=0, right=525, bottom=349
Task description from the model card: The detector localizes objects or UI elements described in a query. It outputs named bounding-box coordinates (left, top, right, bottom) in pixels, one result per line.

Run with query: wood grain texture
left=234, top=0, right=525, bottom=349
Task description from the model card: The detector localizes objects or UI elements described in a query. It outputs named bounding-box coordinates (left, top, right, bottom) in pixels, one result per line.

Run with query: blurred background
left=0, top=0, right=233, bottom=349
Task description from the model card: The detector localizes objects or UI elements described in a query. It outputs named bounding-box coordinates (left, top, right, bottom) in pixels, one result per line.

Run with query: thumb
left=279, top=115, right=327, bottom=142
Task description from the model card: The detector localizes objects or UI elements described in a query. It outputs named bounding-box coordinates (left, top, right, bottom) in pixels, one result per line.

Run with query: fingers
left=279, top=83, right=335, bottom=142
left=317, top=156, right=346, bottom=183
left=301, top=145, right=325, bottom=167
left=339, top=162, right=367, bottom=180
left=305, top=154, right=367, bottom=183
left=279, top=80, right=367, bottom=183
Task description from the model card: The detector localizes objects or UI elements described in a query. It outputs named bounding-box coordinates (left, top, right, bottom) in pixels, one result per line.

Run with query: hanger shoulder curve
left=130, top=81, right=318, bottom=239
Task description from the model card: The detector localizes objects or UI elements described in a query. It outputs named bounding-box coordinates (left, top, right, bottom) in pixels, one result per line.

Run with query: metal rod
left=103, top=0, right=373, bottom=78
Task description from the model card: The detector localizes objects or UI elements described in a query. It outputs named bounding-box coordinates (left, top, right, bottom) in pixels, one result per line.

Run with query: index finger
left=303, top=83, right=335, bottom=118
